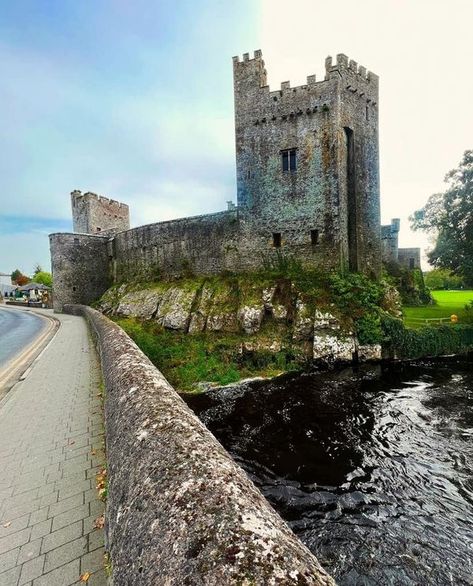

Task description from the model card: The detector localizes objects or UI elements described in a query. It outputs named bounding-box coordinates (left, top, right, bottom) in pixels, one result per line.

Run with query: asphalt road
left=0, top=307, right=46, bottom=369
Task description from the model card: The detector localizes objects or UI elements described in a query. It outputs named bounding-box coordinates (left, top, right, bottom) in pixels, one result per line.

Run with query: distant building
left=381, top=218, right=421, bottom=269
left=0, top=272, right=12, bottom=286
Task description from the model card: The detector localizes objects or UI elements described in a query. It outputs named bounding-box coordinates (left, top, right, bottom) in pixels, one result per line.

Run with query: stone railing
left=63, top=304, right=335, bottom=585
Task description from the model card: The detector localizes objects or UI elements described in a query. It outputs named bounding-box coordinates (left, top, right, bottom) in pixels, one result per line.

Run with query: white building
left=0, top=272, right=12, bottom=286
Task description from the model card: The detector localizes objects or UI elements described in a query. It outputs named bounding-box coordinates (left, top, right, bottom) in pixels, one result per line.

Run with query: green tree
left=32, top=265, right=52, bottom=287
left=33, top=271, right=52, bottom=287
left=11, top=269, right=22, bottom=283
left=424, top=268, right=464, bottom=290
left=411, top=150, right=473, bottom=286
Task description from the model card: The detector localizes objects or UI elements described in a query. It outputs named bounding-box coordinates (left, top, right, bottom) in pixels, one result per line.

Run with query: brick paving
left=0, top=312, right=106, bottom=586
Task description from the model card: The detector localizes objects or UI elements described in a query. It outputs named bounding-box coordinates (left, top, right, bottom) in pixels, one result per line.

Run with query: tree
left=424, top=268, right=464, bottom=290
left=11, top=269, right=30, bottom=285
left=411, top=150, right=473, bottom=286
left=33, top=271, right=52, bottom=287
left=16, top=275, right=29, bottom=286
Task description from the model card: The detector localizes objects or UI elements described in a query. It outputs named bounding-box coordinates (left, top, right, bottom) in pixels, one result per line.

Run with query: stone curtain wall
left=111, top=209, right=346, bottom=284
left=63, top=304, right=335, bottom=586
left=49, top=233, right=111, bottom=311
left=111, top=210, right=242, bottom=282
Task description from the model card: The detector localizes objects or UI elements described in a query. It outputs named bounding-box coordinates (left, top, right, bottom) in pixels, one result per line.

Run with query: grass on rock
left=114, top=317, right=299, bottom=392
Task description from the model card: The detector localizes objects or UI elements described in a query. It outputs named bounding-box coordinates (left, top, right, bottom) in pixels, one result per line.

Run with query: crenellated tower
left=233, top=50, right=381, bottom=276
left=71, top=190, right=130, bottom=235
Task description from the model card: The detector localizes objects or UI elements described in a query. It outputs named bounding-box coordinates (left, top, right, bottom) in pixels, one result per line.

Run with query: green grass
left=403, top=290, right=473, bottom=328
left=113, top=317, right=299, bottom=392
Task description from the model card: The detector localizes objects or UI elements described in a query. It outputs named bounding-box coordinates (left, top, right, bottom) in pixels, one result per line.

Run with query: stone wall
left=49, top=233, right=111, bottom=312
left=233, top=51, right=381, bottom=277
left=64, top=304, right=335, bottom=586
left=398, top=247, right=421, bottom=269
left=111, top=210, right=241, bottom=282
left=71, top=190, right=130, bottom=235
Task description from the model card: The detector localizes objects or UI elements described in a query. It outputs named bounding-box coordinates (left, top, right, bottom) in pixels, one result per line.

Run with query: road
left=0, top=308, right=46, bottom=369
left=0, top=311, right=106, bottom=585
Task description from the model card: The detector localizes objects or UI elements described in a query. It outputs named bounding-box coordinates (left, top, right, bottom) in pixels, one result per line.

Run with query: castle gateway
left=50, top=51, right=382, bottom=311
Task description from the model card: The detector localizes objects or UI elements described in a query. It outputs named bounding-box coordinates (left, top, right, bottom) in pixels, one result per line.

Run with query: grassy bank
left=403, top=290, right=473, bottom=328
left=114, top=318, right=300, bottom=392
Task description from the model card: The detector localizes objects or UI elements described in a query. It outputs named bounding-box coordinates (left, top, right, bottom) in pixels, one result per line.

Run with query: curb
left=0, top=308, right=60, bottom=404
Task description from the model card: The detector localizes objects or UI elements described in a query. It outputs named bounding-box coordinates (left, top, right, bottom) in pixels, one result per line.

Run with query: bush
left=381, top=313, right=473, bottom=358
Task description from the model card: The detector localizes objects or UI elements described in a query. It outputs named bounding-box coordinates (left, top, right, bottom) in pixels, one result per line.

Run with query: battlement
left=233, top=50, right=378, bottom=103
left=325, top=54, right=378, bottom=88
left=71, top=190, right=129, bottom=211
left=232, top=49, right=263, bottom=64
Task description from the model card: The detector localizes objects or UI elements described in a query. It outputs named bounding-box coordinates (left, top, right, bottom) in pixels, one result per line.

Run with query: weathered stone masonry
left=50, top=50, right=385, bottom=311
left=71, top=190, right=130, bottom=235
left=233, top=50, right=381, bottom=277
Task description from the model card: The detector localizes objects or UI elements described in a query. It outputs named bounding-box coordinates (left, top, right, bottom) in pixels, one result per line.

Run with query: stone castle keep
left=50, top=50, right=418, bottom=311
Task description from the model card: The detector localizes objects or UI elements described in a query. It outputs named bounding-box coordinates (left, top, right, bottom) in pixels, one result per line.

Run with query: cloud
left=0, top=0, right=258, bottom=271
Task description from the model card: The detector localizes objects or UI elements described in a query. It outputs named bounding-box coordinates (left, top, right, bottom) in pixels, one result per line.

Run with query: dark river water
left=184, top=360, right=473, bottom=585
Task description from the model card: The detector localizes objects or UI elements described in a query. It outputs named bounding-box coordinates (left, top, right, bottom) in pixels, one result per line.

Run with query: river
left=184, top=360, right=473, bottom=585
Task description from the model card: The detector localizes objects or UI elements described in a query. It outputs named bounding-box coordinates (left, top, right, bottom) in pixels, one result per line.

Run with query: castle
left=50, top=50, right=418, bottom=312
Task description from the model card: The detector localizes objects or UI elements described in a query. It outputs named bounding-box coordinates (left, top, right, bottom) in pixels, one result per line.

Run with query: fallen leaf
left=69, top=440, right=75, bottom=445
left=94, top=515, right=105, bottom=529
left=3, top=521, right=11, bottom=528
left=80, top=572, right=91, bottom=582
left=91, top=450, right=96, bottom=456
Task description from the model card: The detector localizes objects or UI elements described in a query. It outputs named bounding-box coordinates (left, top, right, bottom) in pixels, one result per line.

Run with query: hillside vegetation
left=96, top=268, right=473, bottom=392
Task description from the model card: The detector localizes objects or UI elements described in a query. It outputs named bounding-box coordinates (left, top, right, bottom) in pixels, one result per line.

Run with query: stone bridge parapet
left=63, top=304, right=335, bottom=586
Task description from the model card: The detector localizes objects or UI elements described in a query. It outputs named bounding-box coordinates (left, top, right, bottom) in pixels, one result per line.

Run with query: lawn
left=403, top=290, right=473, bottom=328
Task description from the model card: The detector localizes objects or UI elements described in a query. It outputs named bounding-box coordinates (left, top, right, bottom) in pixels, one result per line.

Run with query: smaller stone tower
left=71, top=190, right=130, bottom=235
left=381, top=218, right=400, bottom=263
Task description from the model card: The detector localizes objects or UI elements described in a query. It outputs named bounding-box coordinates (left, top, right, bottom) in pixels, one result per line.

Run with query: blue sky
left=0, top=0, right=259, bottom=273
left=1, top=0, right=472, bottom=275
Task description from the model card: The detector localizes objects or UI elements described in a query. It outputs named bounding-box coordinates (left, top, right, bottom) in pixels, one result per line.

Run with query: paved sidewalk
left=0, top=312, right=106, bottom=586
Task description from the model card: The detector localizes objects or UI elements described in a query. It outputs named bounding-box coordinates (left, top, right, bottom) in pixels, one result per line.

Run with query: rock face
left=155, top=286, right=199, bottom=331
left=116, top=289, right=161, bottom=320
left=98, top=278, right=387, bottom=365
left=237, top=305, right=265, bottom=334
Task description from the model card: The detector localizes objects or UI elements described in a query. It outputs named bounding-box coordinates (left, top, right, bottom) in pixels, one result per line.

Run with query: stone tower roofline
left=71, top=190, right=129, bottom=211
left=233, top=50, right=378, bottom=95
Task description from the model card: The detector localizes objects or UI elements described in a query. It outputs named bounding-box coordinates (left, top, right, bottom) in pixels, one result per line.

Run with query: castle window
left=310, top=229, right=319, bottom=246
left=272, top=232, right=282, bottom=248
left=281, top=149, right=297, bottom=172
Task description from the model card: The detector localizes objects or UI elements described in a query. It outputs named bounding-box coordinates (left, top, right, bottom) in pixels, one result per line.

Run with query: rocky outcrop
left=63, top=304, right=335, bottom=586
left=116, top=289, right=161, bottom=320
left=155, top=285, right=199, bottom=331
left=98, top=279, right=384, bottom=364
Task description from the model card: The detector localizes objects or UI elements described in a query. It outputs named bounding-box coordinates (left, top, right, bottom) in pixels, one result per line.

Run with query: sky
left=0, top=0, right=472, bottom=275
